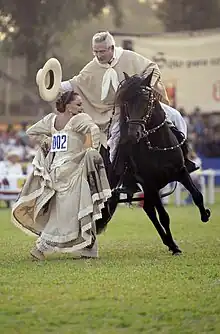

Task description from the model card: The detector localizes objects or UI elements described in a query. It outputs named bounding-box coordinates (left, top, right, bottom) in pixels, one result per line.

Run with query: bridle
left=123, top=87, right=186, bottom=151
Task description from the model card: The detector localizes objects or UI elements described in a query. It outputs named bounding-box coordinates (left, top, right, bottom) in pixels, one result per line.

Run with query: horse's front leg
left=155, top=193, right=182, bottom=255
left=143, top=190, right=173, bottom=252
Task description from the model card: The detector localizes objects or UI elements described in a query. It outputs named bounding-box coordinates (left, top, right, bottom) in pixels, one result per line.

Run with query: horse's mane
left=114, top=72, right=168, bottom=149
left=115, top=74, right=144, bottom=106
left=114, top=73, right=155, bottom=134
left=115, top=74, right=147, bottom=138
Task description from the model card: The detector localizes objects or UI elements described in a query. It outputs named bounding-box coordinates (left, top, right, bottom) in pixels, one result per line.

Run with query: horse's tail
left=160, top=182, right=177, bottom=198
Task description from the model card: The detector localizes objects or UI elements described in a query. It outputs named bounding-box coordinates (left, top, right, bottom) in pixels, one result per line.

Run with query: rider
left=61, top=31, right=196, bottom=172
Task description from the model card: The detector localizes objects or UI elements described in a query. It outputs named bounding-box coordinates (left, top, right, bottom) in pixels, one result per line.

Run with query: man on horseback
left=61, top=31, right=196, bottom=173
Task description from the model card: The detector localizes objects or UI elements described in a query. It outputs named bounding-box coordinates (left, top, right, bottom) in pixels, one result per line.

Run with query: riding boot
left=181, top=141, right=200, bottom=173
left=171, top=126, right=199, bottom=174
left=185, top=158, right=200, bottom=173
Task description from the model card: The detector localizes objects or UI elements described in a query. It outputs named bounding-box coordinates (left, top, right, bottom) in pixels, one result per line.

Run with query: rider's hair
left=92, top=31, right=115, bottom=48
left=56, top=91, right=79, bottom=113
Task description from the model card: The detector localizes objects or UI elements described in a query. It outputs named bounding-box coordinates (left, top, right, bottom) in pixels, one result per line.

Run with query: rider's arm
left=60, top=80, right=72, bottom=92
left=142, top=61, right=162, bottom=86
left=129, top=50, right=169, bottom=105
left=60, top=61, right=93, bottom=93
left=145, top=63, right=169, bottom=105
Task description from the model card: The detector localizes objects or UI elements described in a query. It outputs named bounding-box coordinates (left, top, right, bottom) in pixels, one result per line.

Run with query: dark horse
left=96, top=71, right=211, bottom=255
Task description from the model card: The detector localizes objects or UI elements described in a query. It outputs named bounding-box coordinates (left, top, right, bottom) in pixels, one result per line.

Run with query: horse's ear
left=142, top=70, right=154, bottom=87
left=123, top=72, right=130, bottom=80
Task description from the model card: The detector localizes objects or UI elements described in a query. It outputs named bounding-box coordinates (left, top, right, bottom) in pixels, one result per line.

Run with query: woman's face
left=67, top=95, right=83, bottom=115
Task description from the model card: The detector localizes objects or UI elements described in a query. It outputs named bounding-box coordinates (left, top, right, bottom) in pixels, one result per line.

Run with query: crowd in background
left=0, top=106, right=219, bottom=207
left=0, top=106, right=219, bottom=180
left=0, top=123, right=36, bottom=177
left=179, top=107, right=220, bottom=157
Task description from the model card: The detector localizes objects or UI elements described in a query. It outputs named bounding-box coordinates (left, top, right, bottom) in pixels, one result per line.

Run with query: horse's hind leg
left=155, top=193, right=182, bottom=255
left=143, top=191, right=176, bottom=252
left=179, top=168, right=211, bottom=223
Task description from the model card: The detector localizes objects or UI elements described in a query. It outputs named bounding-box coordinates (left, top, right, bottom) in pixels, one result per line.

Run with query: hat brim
left=36, top=58, right=62, bottom=102
left=6, top=153, right=20, bottom=158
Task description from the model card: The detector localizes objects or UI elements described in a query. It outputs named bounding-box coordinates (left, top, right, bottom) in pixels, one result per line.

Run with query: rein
left=123, top=90, right=186, bottom=151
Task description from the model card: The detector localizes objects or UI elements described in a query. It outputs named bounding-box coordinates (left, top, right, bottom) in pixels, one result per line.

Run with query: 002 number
left=51, top=133, right=68, bottom=152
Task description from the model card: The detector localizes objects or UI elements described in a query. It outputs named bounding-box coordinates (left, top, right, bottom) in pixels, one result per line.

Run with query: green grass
left=0, top=197, right=220, bottom=333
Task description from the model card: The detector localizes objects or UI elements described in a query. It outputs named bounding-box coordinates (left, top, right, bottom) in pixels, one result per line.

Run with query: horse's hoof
left=172, top=249, right=182, bottom=256
left=201, top=209, right=211, bottom=223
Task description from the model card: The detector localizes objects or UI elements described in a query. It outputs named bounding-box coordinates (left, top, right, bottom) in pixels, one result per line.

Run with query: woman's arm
left=26, top=114, right=54, bottom=151
left=72, top=113, right=100, bottom=149
left=26, top=113, right=54, bottom=137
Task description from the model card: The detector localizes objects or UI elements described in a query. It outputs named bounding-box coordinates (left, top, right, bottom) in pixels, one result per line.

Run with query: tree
left=0, top=0, right=122, bottom=86
left=59, top=0, right=163, bottom=80
left=153, top=0, right=220, bottom=32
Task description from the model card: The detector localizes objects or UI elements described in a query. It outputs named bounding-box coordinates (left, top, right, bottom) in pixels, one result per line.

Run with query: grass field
left=0, top=197, right=220, bottom=333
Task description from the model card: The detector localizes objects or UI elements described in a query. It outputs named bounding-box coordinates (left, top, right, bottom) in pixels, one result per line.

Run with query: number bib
left=51, top=133, right=68, bottom=152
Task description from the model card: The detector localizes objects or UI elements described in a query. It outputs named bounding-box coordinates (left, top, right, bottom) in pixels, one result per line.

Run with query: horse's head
left=115, top=71, right=156, bottom=143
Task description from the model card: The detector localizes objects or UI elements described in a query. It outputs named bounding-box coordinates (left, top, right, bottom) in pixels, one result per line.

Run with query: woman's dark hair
left=56, top=91, right=79, bottom=113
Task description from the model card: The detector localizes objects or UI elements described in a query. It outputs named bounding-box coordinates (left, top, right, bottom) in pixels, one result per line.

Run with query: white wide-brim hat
left=36, top=58, right=62, bottom=102
left=6, top=150, right=21, bottom=159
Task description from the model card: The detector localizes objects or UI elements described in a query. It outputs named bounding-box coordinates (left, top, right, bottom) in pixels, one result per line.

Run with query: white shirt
left=160, top=103, right=187, bottom=138
left=193, top=156, right=202, bottom=168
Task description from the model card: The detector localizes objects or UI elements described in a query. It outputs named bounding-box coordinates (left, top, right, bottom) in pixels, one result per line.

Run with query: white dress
left=11, top=112, right=112, bottom=257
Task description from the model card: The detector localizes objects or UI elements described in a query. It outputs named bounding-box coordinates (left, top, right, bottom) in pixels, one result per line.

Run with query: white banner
left=114, top=30, right=220, bottom=113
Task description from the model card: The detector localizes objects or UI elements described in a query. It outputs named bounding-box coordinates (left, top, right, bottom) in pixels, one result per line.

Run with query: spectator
left=0, top=150, right=23, bottom=176
left=191, top=107, right=206, bottom=152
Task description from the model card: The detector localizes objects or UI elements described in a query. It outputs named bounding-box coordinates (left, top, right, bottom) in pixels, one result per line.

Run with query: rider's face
left=92, top=42, right=114, bottom=64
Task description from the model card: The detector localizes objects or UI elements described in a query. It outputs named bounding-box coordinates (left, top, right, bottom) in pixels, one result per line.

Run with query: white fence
left=162, top=169, right=220, bottom=205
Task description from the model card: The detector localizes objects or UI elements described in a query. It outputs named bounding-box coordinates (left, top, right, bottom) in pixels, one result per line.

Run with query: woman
left=12, top=91, right=112, bottom=260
